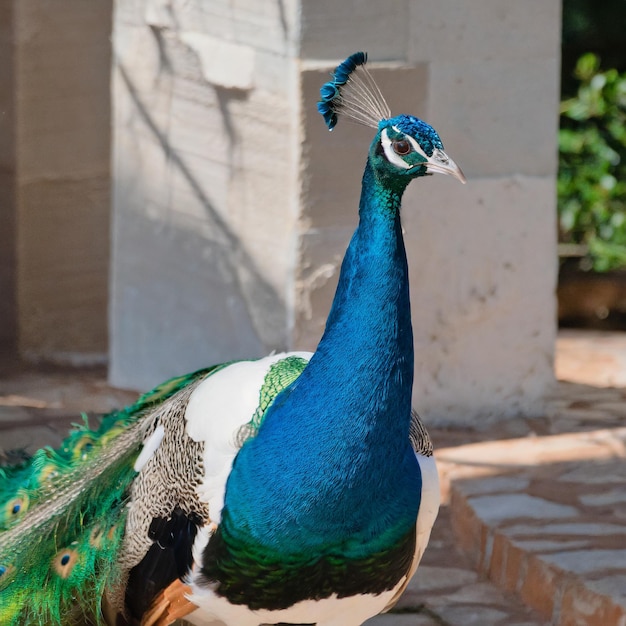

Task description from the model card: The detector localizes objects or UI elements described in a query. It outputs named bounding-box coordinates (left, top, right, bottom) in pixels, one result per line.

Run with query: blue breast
left=221, top=160, right=421, bottom=560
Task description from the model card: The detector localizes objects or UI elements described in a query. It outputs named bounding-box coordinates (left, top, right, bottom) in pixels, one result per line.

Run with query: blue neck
left=316, top=160, right=414, bottom=393
left=303, top=161, right=415, bottom=450
left=223, top=159, right=420, bottom=557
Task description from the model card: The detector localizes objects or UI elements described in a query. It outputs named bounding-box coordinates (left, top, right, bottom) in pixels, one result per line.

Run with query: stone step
left=440, top=426, right=626, bottom=625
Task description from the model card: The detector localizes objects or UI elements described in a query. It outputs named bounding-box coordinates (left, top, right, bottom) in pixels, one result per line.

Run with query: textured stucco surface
left=405, top=175, right=557, bottom=422
left=110, top=0, right=301, bottom=389
left=0, top=0, right=17, bottom=355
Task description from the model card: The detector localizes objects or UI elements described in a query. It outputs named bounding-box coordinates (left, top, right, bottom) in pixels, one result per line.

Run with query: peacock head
left=318, top=52, right=465, bottom=186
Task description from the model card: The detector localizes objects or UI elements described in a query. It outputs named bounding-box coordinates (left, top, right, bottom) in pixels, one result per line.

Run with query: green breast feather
left=236, top=355, right=309, bottom=446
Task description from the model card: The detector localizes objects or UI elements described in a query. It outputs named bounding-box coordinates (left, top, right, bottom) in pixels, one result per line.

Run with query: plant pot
left=558, top=256, right=626, bottom=329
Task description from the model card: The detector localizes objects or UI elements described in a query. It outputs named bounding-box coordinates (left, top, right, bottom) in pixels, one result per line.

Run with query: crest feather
left=317, top=52, right=391, bottom=130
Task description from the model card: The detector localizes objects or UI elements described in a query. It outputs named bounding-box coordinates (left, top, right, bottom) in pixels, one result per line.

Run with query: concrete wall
left=110, top=0, right=301, bottom=389
left=111, top=0, right=561, bottom=425
left=2, top=1, right=112, bottom=365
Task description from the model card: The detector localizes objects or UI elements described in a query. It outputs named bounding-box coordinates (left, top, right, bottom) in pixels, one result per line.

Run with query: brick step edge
left=449, top=486, right=626, bottom=626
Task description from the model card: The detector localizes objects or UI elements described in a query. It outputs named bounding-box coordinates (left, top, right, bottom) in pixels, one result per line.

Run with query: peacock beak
left=425, top=149, right=466, bottom=184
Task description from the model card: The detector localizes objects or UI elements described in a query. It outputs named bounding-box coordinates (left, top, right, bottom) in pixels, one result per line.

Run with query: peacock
left=0, top=52, right=465, bottom=626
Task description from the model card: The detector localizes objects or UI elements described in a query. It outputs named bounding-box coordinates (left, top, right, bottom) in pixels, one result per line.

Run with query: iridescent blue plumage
left=200, top=53, right=466, bottom=622
left=317, top=52, right=368, bottom=129
left=391, top=114, right=445, bottom=156
left=334, top=51, right=368, bottom=83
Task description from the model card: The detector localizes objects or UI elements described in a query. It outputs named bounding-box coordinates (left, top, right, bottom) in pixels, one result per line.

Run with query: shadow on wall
left=110, top=60, right=287, bottom=389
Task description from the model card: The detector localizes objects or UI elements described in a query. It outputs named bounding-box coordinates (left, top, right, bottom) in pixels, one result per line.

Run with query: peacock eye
left=5, top=494, right=28, bottom=520
left=52, top=548, right=79, bottom=579
left=0, top=563, right=14, bottom=582
left=392, top=140, right=411, bottom=156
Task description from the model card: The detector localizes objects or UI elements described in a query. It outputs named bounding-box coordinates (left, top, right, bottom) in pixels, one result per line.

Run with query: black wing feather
left=125, top=506, right=202, bottom=620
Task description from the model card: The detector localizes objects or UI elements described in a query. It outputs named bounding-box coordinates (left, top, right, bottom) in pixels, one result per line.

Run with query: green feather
left=236, top=356, right=308, bottom=445
left=0, top=365, right=216, bottom=625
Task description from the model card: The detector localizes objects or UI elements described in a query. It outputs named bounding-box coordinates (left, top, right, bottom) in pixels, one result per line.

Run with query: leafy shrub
left=558, top=53, right=626, bottom=271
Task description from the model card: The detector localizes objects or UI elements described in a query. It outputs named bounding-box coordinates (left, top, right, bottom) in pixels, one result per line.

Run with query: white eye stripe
left=381, top=128, right=412, bottom=170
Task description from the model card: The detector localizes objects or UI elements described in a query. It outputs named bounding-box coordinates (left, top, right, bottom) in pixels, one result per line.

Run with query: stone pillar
left=2, top=1, right=112, bottom=365
left=111, top=0, right=561, bottom=425
left=110, top=1, right=301, bottom=388
left=406, top=1, right=561, bottom=423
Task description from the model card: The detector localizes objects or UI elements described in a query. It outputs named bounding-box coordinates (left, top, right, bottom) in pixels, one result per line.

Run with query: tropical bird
left=0, top=52, right=465, bottom=626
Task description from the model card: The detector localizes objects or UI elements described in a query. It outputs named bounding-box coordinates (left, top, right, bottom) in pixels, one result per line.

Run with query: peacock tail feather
left=0, top=365, right=218, bottom=626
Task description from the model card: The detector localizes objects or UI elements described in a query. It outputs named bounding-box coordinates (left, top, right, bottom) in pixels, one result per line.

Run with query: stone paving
left=2, top=331, right=626, bottom=625
left=0, top=366, right=138, bottom=463
left=439, top=383, right=626, bottom=626
left=555, top=329, right=626, bottom=388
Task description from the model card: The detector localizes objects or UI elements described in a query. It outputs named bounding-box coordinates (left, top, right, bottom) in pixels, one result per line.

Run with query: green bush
left=558, top=53, right=626, bottom=271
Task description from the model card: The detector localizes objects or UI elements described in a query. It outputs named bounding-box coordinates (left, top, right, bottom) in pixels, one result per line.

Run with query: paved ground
left=2, top=330, right=626, bottom=625
left=438, top=385, right=626, bottom=626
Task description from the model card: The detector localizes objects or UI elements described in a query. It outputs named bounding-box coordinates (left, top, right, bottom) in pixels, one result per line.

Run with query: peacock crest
left=317, top=51, right=391, bottom=129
